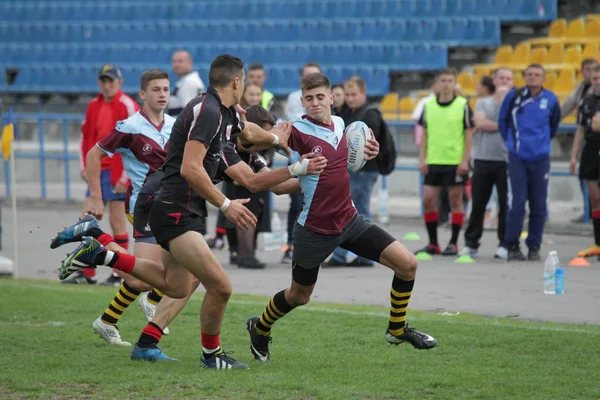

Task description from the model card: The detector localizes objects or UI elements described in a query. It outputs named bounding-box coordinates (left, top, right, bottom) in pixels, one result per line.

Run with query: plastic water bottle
left=543, top=251, right=559, bottom=295
left=263, top=212, right=283, bottom=251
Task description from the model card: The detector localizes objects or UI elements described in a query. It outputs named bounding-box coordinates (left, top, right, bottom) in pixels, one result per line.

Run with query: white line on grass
left=6, top=281, right=600, bottom=335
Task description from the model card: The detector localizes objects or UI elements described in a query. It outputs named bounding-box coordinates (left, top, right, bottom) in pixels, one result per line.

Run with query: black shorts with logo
left=423, top=164, right=468, bottom=187
left=579, top=141, right=600, bottom=181
left=148, top=201, right=206, bottom=251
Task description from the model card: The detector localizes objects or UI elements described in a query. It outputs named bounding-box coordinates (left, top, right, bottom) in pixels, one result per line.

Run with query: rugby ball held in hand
left=345, top=121, right=373, bottom=172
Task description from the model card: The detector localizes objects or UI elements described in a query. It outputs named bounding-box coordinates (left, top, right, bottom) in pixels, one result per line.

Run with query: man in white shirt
left=167, top=50, right=206, bottom=116
left=286, top=62, right=322, bottom=122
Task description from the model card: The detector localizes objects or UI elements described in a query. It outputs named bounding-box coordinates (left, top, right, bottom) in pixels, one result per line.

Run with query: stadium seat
left=584, top=19, right=600, bottom=38
left=513, top=72, right=525, bottom=88
left=546, top=42, right=565, bottom=64
left=457, top=72, right=475, bottom=96
left=530, top=47, right=548, bottom=64
left=398, top=96, right=415, bottom=120
left=494, top=45, right=513, bottom=64
left=544, top=71, right=557, bottom=91
left=548, top=19, right=568, bottom=37
left=566, top=19, right=586, bottom=39
left=553, top=68, right=576, bottom=96
left=468, top=96, right=477, bottom=112
left=581, top=43, right=600, bottom=61
left=380, top=93, right=400, bottom=119
left=509, top=42, right=531, bottom=66
left=564, top=46, right=582, bottom=65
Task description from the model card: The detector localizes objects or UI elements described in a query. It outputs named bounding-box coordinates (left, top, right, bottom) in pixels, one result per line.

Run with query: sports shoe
left=577, top=244, right=600, bottom=257
left=100, top=272, right=121, bottom=287
left=247, top=316, right=271, bottom=361
left=507, top=246, right=526, bottom=261
left=200, top=350, right=250, bottom=369
left=527, top=247, right=541, bottom=261
left=385, top=325, right=437, bottom=349
left=237, top=257, right=267, bottom=269
left=415, top=244, right=441, bottom=255
left=50, top=214, right=100, bottom=249
left=138, top=292, right=170, bottom=335
left=494, top=246, right=508, bottom=260
left=206, top=236, right=225, bottom=250
left=459, top=246, right=478, bottom=258
left=60, top=270, right=97, bottom=285
left=441, top=244, right=458, bottom=256
left=58, top=237, right=104, bottom=281
left=130, top=344, right=178, bottom=362
left=92, top=317, right=131, bottom=346
left=280, top=247, right=293, bottom=264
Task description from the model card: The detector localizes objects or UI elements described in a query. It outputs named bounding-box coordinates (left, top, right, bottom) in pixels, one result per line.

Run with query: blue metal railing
left=0, top=112, right=588, bottom=221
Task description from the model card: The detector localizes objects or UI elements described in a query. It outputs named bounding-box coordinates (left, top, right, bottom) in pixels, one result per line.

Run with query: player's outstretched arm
left=238, top=121, right=293, bottom=156
left=225, top=152, right=326, bottom=193
left=85, top=146, right=108, bottom=219
left=181, top=140, right=257, bottom=229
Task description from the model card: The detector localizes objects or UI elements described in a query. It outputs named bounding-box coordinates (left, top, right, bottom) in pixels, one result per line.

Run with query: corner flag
left=1, top=109, right=14, bottom=161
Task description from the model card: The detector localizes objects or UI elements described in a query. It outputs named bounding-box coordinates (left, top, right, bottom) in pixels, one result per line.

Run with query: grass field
left=1, top=279, right=599, bottom=400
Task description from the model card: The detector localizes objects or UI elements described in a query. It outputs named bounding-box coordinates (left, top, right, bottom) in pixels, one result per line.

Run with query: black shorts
left=148, top=201, right=206, bottom=251
left=579, top=141, right=600, bottom=181
left=423, top=164, right=468, bottom=187
left=133, top=193, right=157, bottom=244
left=291, top=214, right=396, bottom=286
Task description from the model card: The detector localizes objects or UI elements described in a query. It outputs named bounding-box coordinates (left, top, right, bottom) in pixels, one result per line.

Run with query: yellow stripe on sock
left=391, top=306, right=407, bottom=314
left=110, top=300, right=125, bottom=312
left=389, top=327, right=406, bottom=336
left=153, top=289, right=163, bottom=297
left=120, top=286, right=138, bottom=300
left=105, top=308, right=121, bottom=320
left=255, top=324, right=270, bottom=336
left=389, top=315, right=407, bottom=323
left=391, top=289, right=412, bottom=298
left=262, top=310, right=276, bottom=325
left=116, top=292, right=133, bottom=305
left=259, top=315, right=273, bottom=328
left=269, top=300, right=285, bottom=317
left=391, top=298, right=410, bottom=306
left=267, top=303, right=283, bottom=319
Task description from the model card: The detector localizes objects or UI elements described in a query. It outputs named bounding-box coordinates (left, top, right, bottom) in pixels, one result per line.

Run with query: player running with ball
left=246, top=73, right=437, bottom=362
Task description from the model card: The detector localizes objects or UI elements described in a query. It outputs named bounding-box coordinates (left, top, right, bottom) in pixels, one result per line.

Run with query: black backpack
left=353, top=106, right=397, bottom=176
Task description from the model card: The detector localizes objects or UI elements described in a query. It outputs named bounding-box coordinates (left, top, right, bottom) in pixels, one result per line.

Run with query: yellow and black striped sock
left=147, top=288, right=163, bottom=306
left=388, top=275, right=414, bottom=336
left=255, top=290, right=295, bottom=336
left=100, top=282, right=141, bottom=326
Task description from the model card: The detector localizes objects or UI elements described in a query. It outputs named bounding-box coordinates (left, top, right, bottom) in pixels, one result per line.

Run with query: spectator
left=325, top=76, right=387, bottom=267
left=286, top=62, right=322, bottom=122
left=167, top=50, right=205, bottom=117
left=77, top=65, right=139, bottom=286
left=498, top=64, right=561, bottom=261
left=569, top=64, right=600, bottom=257
left=416, top=67, right=474, bottom=256
left=247, top=63, right=283, bottom=120
left=281, top=62, right=322, bottom=264
left=561, top=58, right=598, bottom=223
left=461, top=69, right=514, bottom=259
left=239, top=82, right=263, bottom=109
left=331, top=83, right=346, bottom=115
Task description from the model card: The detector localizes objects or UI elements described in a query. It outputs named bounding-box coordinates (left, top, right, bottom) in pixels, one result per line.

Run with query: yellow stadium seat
left=585, top=19, right=600, bottom=37
left=513, top=72, right=525, bottom=88
left=399, top=96, right=415, bottom=114
left=577, top=70, right=582, bottom=81
left=564, top=45, right=582, bottom=65
left=548, top=19, right=567, bottom=37
left=588, top=14, right=600, bottom=21
left=530, top=47, right=548, bottom=64
left=509, top=42, right=531, bottom=65
left=468, top=97, right=477, bottom=111
left=457, top=72, right=475, bottom=95
left=546, top=42, right=565, bottom=64
left=566, top=18, right=586, bottom=38
left=582, top=43, right=599, bottom=60
left=544, top=72, right=557, bottom=91
left=553, top=68, right=576, bottom=96
left=380, top=93, right=399, bottom=113
left=494, top=45, right=513, bottom=64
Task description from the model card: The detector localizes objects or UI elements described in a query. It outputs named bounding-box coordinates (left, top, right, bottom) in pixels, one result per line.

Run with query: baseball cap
left=98, top=64, right=122, bottom=80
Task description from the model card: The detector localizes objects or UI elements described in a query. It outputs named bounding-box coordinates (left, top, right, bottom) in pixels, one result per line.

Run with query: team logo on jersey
left=142, top=144, right=152, bottom=154
left=226, top=124, right=233, bottom=140
left=540, top=98, right=548, bottom=110
left=311, top=145, right=323, bottom=154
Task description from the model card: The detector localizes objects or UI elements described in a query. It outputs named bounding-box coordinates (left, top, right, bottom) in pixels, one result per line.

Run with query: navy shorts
left=85, top=169, right=126, bottom=202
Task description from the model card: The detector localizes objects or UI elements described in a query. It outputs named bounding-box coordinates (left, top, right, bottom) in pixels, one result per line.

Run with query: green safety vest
left=261, top=90, right=274, bottom=110
left=424, top=96, right=467, bottom=165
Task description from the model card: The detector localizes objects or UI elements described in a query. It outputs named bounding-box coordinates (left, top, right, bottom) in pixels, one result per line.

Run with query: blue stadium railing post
left=62, top=117, right=71, bottom=201
left=38, top=118, right=47, bottom=199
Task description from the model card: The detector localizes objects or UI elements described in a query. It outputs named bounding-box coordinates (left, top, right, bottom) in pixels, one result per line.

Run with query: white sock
left=202, top=346, right=221, bottom=356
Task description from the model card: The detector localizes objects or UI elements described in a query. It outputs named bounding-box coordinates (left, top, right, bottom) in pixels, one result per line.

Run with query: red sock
left=141, top=322, right=163, bottom=343
left=112, top=253, right=136, bottom=274
left=201, top=331, right=220, bottom=351
left=451, top=212, right=465, bottom=226
left=114, top=233, right=129, bottom=251
left=97, top=233, right=115, bottom=246
left=82, top=268, right=96, bottom=278
left=424, top=211, right=439, bottom=246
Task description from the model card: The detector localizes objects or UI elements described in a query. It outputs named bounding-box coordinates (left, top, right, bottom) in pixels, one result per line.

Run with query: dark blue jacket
left=498, top=87, right=561, bottom=162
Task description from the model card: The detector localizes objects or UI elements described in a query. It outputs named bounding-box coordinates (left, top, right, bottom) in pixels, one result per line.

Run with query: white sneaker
left=92, top=317, right=131, bottom=346
left=138, top=292, right=170, bottom=335
left=459, top=246, right=478, bottom=258
left=494, top=246, right=508, bottom=260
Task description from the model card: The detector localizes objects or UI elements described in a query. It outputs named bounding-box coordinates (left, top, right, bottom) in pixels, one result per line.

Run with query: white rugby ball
left=345, top=121, right=373, bottom=172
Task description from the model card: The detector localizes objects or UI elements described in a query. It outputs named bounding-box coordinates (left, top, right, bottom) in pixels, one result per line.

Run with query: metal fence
left=0, top=113, right=588, bottom=221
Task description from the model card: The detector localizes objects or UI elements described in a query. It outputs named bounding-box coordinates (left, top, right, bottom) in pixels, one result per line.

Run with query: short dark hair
left=331, top=83, right=344, bottom=91
left=582, top=58, right=598, bottom=69
left=300, top=62, right=321, bottom=76
left=493, top=67, right=513, bottom=77
left=345, top=76, right=367, bottom=93
left=436, top=67, right=457, bottom=79
left=525, top=63, right=545, bottom=75
left=479, top=76, right=495, bottom=95
left=140, top=69, right=169, bottom=90
left=301, top=73, right=331, bottom=92
left=248, top=63, right=265, bottom=72
left=592, top=65, right=600, bottom=73
left=245, top=104, right=275, bottom=128
left=208, top=54, right=244, bottom=88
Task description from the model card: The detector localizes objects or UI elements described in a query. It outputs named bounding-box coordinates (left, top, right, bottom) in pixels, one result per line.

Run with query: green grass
left=1, top=279, right=599, bottom=400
